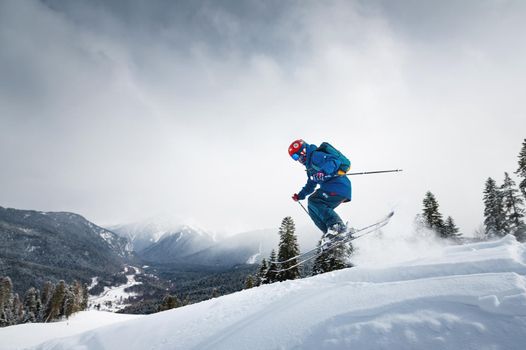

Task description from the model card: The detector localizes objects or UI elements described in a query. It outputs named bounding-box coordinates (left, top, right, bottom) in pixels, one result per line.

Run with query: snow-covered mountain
left=110, top=219, right=219, bottom=262
left=109, top=220, right=183, bottom=253
left=179, top=226, right=319, bottom=267
left=180, top=228, right=279, bottom=266
left=5, top=235, right=525, bottom=350
left=138, top=225, right=217, bottom=263
left=0, top=206, right=130, bottom=294
left=112, top=218, right=320, bottom=267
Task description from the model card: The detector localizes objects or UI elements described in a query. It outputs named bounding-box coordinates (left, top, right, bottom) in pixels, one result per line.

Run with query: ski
left=274, top=211, right=394, bottom=265
left=272, top=211, right=394, bottom=273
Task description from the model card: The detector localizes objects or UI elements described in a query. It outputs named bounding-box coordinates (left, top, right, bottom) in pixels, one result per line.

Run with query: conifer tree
left=312, top=240, right=352, bottom=275
left=0, top=277, right=14, bottom=327
left=442, top=216, right=461, bottom=241
left=158, top=295, right=180, bottom=311
left=257, top=258, right=268, bottom=285
left=483, top=177, right=507, bottom=237
left=515, top=138, right=526, bottom=200
left=244, top=275, right=255, bottom=289
left=23, top=287, right=41, bottom=323
left=12, top=293, right=24, bottom=324
left=62, top=286, right=76, bottom=319
left=501, top=172, right=525, bottom=241
left=45, top=280, right=65, bottom=322
left=422, top=191, right=445, bottom=236
left=265, top=249, right=279, bottom=284
left=210, top=288, right=220, bottom=299
left=81, top=283, right=89, bottom=310
left=72, top=281, right=86, bottom=313
left=276, top=217, right=300, bottom=281
left=39, top=281, right=54, bottom=322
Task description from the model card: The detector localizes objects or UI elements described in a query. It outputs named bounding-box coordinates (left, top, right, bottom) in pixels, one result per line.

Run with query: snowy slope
left=88, top=266, right=142, bottom=312
left=0, top=311, right=141, bottom=350
left=3, top=235, right=526, bottom=350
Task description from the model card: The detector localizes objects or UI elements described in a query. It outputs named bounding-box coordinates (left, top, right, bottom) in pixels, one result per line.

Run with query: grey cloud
left=1, top=0, right=525, bottom=234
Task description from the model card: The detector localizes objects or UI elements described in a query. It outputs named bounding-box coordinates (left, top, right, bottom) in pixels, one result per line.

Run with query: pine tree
left=422, top=191, right=445, bottom=236
left=442, top=216, right=461, bottom=241
left=158, top=295, right=180, bottom=311
left=312, top=240, right=353, bottom=275
left=483, top=177, right=507, bottom=237
left=39, top=281, right=54, bottom=322
left=265, top=250, right=279, bottom=284
left=62, top=285, right=76, bottom=319
left=515, top=138, right=526, bottom=200
left=256, top=258, right=268, bottom=285
left=81, top=283, right=89, bottom=310
left=72, top=281, right=86, bottom=313
left=276, top=217, right=301, bottom=281
left=45, top=281, right=65, bottom=322
left=210, top=288, right=220, bottom=299
left=23, top=287, right=41, bottom=323
left=501, top=172, right=525, bottom=241
left=12, top=293, right=24, bottom=324
left=0, top=277, right=14, bottom=327
left=244, top=275, right=255, bottom=289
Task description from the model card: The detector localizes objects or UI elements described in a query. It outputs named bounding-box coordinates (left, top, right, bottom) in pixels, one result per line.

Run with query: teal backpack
left=317, top=142, right=351, bottom=175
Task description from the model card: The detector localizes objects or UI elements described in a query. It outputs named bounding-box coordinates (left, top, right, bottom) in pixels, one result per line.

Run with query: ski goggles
left=291, top=149, right=306, bottom=161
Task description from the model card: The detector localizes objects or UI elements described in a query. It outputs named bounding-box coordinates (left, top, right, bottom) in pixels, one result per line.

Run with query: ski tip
left=388, top=211, right=395, bottom=218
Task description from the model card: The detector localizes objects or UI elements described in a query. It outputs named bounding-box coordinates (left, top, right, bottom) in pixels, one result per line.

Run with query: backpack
left=317, top=142, right=351, bottom=175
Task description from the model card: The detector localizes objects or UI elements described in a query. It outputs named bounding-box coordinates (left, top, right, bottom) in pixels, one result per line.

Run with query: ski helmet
left=288, top=139, right=305, bottom=158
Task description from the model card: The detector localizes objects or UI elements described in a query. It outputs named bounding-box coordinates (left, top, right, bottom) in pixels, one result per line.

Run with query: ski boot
left=320, top=222, right=347, bottom=251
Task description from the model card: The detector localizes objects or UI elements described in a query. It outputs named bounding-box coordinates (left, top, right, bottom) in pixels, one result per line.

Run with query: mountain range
left=111, top=220, right=317, bottom=267
left=1, top=205, right=318, bottom=302
left=110, top=221, right=218, bottom=263
left=0, top=206, right=131, bottom=294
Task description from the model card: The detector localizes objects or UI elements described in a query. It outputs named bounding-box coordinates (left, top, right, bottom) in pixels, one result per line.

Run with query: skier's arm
left=297, top=178, right=316, bottom=200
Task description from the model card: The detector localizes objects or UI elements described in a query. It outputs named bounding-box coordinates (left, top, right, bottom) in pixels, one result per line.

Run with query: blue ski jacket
left=297, top=144, right=352, bottom=201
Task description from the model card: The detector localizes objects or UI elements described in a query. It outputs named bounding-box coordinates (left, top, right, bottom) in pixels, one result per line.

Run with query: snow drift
left=3, top=235, right=526, bottom=350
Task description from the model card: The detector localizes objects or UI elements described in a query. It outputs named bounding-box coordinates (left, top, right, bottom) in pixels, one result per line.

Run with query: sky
left=1, top=0, right=525, bottom=235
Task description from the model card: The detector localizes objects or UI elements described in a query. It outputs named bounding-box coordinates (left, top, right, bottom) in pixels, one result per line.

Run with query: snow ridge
left=6, top=236, right=526, bottom=350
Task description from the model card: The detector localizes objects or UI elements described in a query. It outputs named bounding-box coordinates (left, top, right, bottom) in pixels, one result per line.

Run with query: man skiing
left=289, top=139, right=352, bottom=243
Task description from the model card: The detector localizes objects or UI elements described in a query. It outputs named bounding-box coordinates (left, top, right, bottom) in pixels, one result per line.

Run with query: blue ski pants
left=307, top=189, right=348, bottom=233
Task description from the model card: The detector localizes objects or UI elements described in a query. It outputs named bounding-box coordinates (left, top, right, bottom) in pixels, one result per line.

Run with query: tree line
left=0, top=276, right=88, bottom=327
left=420, top=138, right=526, bottom=242
left=419, top=191, right=462, bottom=240
left=243, top=216, right=354, bottom=288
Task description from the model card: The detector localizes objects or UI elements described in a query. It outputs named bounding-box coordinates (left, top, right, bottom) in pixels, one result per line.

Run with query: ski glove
left=312, top=172, right=325, bottom=182
left=292, top=193, right=299, bottom=202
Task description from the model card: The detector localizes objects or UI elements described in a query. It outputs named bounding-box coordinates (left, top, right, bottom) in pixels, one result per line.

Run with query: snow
left=3, top=235, right=526, bottom=350
left=98, top=230, right=114, bottom=244
left=25, top=245, right=37, bottom=253
left=246, top=252, right=261, bottom=264
left=88, top=267, right=142, bottom=312
left=246, top=242, right=263, bottom=264
left=88, top=277, right=98, bottom=290
left=175, top=231, right=184, bottom=242
left=0, top=311, right=141, bottom=350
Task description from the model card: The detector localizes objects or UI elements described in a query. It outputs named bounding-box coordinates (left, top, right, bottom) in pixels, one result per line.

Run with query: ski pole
left=297, top=201, right=309, bottom=217
left=310, top=169, right=403, bottom=181
left=343, top=169, right=403, bottom=176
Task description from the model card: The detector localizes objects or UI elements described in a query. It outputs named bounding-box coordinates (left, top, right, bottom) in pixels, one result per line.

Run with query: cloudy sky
left=1, top=0, right=525, bottom=235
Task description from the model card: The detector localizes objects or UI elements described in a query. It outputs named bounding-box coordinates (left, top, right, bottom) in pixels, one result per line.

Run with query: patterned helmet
left=288, top=139, right=305, bottom=158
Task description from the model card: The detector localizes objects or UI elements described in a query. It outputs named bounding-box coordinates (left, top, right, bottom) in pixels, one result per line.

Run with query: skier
left=289, top=139, right=352, bottom=243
